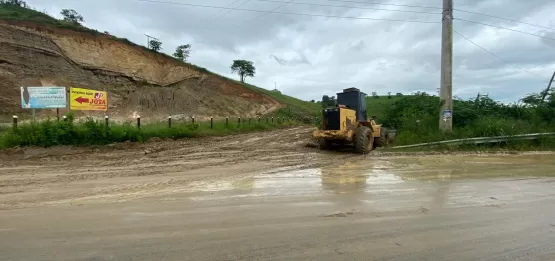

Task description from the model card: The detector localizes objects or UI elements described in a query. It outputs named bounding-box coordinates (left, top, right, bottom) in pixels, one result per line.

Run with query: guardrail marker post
left=249, top=117, right=251, bottom=126
left=63, top=115, right=67, bottom=122
left=168, top=116, right=172, bottom=128
left=192, top=117, right=195, bottom=125
left=210, top=117, right=213, bottom=129
left=226, top=117, right=229, bottom=128
left=258, top=117, right=261, bottom=124
left=272, top=117, right=274, bottom=125
left=105, top=115, right=109, bottom=128
left=12, top=115, right=17, bottom=130
left=266, top=117, right=269, bottom=124
left=238, top=117, right=241, bottom=127
left=137, top=116, right=141, bottom=129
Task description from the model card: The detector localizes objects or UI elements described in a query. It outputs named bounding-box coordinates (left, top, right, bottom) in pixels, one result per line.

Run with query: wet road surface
left=1, top=154, right=555, bottom=260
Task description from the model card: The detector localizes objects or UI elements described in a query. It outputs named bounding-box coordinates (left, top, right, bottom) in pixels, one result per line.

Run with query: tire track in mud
left=0, top=127, right=361, bottom=208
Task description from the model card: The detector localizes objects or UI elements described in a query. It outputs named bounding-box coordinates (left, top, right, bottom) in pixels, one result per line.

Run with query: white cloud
left=25, top=0, right=555, bottom=102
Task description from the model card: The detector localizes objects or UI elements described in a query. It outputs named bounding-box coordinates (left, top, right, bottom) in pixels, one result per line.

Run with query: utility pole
left=145, top=34, right=158, bottom=49
left=540, top=70, right=555, bottom=103
left=439, top=0, right=453, bottom=131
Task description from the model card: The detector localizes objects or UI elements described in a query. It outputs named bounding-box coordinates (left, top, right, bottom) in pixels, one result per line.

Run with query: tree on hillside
left=371, top=91, right=378, bottom=99
left=387, top=92, right=392, bottom=99
left=322, top=95, right=330, bottom=108
left=149, top=39, right=162, bottom=52
left=396, top=92, right=403, bottom=96
left=321, top=95, right=336, bottom=108
left=0, top=0, right=27, bottom=7
left=521, top=93, right=542, bottom=106
left=173, top=44, right=191, bottom=62
left=231, top=60, right=256, bottom=83
left=61, top=9, right=84, bottom=24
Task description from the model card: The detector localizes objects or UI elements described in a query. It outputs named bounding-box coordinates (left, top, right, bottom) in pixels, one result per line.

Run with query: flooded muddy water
left=183, top=154, right=555, bottom=211
left=2, top=153, right=555, bottom=261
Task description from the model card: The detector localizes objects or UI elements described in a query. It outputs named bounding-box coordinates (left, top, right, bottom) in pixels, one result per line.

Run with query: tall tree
left=0, top=0, right=27, bottom=7
left=173, top=44, right=191, bottom=62
left=60, top=9, right=84, bottom=24
left=149, top=39, right=162, bottom=52
left=321, top=95, right=330, bottom=108
left=230, top=60, right=255, bottom=83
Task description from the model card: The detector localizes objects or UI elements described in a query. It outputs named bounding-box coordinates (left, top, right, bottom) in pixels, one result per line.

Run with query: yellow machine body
left=312, top=107, right=382, bottom=142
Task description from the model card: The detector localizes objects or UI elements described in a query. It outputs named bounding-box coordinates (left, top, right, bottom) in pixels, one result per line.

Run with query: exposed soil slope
left=0, top=19, right=281, bottom=120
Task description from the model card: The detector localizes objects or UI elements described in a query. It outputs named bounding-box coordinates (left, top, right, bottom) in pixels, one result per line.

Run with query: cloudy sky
left=26, top=0, right=555, bottom=102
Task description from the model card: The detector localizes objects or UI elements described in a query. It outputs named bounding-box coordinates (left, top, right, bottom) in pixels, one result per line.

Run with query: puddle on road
left=185, top=154, right=555, bottom=210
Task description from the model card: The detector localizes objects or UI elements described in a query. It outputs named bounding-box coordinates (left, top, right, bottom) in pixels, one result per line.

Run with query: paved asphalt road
left=1, top=155, right=555, bottom=261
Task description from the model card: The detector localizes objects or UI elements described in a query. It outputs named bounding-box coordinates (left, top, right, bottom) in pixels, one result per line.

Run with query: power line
left=456, top=18, right=555, bottom=41
left=235, top=0, right=295, bottom=30
left=206, top=0, right=243, bottom=19
left=329, top=0, right=555, bottom=32
left=135, top=0, right=440, bottom=24
left=455, top=9, right=555, bottom=31
left=211, top=0, right=254, bottom=22
left=195, top=0, right=245, bottom=27
left=324, top=0, right=441, bottom=10
left=453, top=29, right=548, bottom=79
left=253, top=0, right=440, bottom=15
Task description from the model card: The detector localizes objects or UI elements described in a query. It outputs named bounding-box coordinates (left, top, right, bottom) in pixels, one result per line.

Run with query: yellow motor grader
left=312, top=88, right=395, bottom=153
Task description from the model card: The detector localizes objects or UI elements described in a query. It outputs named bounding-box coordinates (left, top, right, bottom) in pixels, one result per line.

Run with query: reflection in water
left=319, top=161, right=403, bottom=194
left=320, top=162, right=368, bottom=194
left=188, top=154, right=555, bottom=211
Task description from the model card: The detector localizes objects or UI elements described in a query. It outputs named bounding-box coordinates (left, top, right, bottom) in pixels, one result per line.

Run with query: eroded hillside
left=0, top=21, right=281, bottom=120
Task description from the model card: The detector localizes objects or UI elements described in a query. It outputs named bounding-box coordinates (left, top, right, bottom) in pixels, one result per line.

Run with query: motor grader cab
left=312, top=88, right=392, bottom=153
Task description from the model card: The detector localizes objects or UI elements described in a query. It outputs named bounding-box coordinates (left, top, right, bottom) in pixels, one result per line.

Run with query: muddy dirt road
left=1, top=127, right=555, bottom=260
left=0, top=127, right=339, bottom=208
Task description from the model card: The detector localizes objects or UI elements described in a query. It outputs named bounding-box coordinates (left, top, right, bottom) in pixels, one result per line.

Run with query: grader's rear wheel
left=354, top=126, right=374, bottom=154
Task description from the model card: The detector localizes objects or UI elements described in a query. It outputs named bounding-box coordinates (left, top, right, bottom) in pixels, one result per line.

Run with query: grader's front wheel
left=374, top=127, right=389, bottom=148
left=354, top=126, right=374, bottom=154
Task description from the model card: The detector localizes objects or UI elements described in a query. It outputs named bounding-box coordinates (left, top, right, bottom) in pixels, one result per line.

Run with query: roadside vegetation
left=379, top=92, right=555, bottom=148
left=0, top=113, right=302, bottom=148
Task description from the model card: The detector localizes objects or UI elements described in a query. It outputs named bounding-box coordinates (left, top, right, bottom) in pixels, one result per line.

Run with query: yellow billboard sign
left=70, top=87, right=107, bottom=111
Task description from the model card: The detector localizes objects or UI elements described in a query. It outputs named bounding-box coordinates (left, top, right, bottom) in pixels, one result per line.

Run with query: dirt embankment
left=0, top=22, right=280, bottom=120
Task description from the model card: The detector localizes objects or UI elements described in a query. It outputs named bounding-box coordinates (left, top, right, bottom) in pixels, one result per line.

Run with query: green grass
left=366, top=95, right=406, bottom=119
left=0, top=3, right=100, bottom=34
left=0, top=116, right=303, bottom=149
left=237, top=81, right=321, bottom=118
left=388, top=115, right=555, bottom=149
